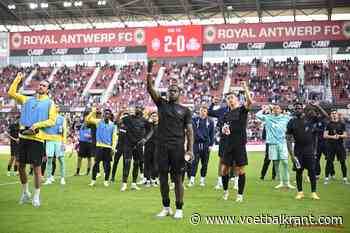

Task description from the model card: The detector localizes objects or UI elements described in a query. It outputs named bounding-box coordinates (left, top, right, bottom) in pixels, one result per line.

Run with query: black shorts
left=158, top=143, right=185, bottom=175
left=326, top=144, right=346, bottom=161
left=18, top=138, right=44, bottom=167
left=91, top=145, right=97, bottom=158
left=10, top=140, right=19, bottom=159
left=95, top=147, right=112, bottom=163
left=223, top=145, right=248, bottom=167
left=296, top=155, right=316, bottom=170
left=78, top=141, right=93, bottom=158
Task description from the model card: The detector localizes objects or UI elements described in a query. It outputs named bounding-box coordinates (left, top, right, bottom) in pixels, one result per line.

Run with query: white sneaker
left=173, top=209, right=184, bottom=219
left=19, top=192, right=31, bottom=204
left=89, top=180, right=96, bottom=187
left=223, top=190, right=229, bottom=200
left=44, top=178, right=52, bottom=185
left=324, top=178, right=329, bottom=185
left=96, top=173, right=101, bottom=178
left=131, top=183, right=140, bottom=190
left=236, top=194, right=243, bottom=202
left=287, top=183, right=295, bottom=189
left=120, top=183, right=127, bottom=192
left=50, top=177, right=55, bottom=182
left=103, top=181, right=109, bottom=187
left=157, top=207, right=173, bottom=217
left=151, top=179, right=158, bottom=187
left=215, top=183, right=223, bottom=190
left=7, top=171, right=11, bottom=176
left=187, top=181, right=194, bottom=187
left=170, top=182, right=175, bottom=190
left=200, top=177, right=205, bottom=186
left=137, top=178, right=147, bottom=185
left=343, top=179, right=350, bottom=185
left=234, top=178, right=238, bottom=190
left=274, top=183, right=284, bottom=189
left=32, top=195, right=40, bottom=208
left=60, top=178, right=66, bottom=185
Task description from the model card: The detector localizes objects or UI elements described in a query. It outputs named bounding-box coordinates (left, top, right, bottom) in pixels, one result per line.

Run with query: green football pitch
left=0, top=151, right=349, bottom=233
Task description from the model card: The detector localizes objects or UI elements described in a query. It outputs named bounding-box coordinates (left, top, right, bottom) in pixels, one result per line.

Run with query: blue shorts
left=46, top=141, right=64, bottom=157
left=268, top=143, right=288, bottom=160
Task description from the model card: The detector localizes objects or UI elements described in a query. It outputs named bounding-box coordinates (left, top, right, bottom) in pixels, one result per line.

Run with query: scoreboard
left=146, top=25, right=202, bottom=57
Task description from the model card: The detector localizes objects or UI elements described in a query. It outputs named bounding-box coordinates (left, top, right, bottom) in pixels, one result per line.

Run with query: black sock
left=14, top=165, right=18, bottom=172
left=87, top=168, right=90, bottom=175
left=162, top=198, right=170, bottom=207
left=7, top=165, right=11, bottom=172
left=222, top=175, right=229, bottom=191
left=175, top=201, right=183, bottom=210
left=76, top=168, right=80, bottom=174
left=238, top=174, right=246, bottom=195
left=340, top=161, right=347, bottom=178
left=296, top=170, right=303, bottom=192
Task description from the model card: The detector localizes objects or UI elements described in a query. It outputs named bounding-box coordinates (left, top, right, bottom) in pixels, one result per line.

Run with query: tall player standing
left=147, top=60, right=194, bottom=219
left=221, top=81, right=253, bottom=202
left=8, top=73, right=57, bottom=207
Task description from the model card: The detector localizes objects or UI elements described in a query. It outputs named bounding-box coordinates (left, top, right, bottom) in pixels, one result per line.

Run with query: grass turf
left=0, top=151, right=349, bottom=233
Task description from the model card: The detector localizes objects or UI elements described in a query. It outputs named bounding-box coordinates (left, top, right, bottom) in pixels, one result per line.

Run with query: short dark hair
left=225, top=91, right=236, bottom=98
left=104, top=108, right=112, bottom=114
left=168, top=84, right=181, bottom=92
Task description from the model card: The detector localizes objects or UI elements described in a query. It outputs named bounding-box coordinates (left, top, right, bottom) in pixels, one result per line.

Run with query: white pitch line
left=0, top=181, right=20, bottom=186
left=0, top=174, right=77, bottom=187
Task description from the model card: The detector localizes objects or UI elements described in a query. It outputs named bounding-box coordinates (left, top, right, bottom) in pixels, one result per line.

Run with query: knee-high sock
left=46, top=157, right=53, bottom=178
left=174, top=174, right=184, bottom=209
left=159, top=171, right=170, bottom=207
left=222, top=175, right=229, bottom=191
left=238, top=174, right=246, bottom=195
left=58, top=156, right=65, bottom=178
left=296, top=169, right=303, bottom=192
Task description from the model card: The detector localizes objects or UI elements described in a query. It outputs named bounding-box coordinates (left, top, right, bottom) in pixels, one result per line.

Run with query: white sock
left=34, top=188, right=40, bottom=197
left=190, top=176, right=195, bottom=182
left=22, top=183, right=29, bottom=193
left=200, top=177, right=205, bottom=183
left=343, top=177, right=348, bottom=181
left=218, top=176, right=222, bottom=185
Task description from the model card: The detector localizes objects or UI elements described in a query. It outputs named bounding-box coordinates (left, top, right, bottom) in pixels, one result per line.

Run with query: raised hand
left=147, top=60, right=154, bottom=73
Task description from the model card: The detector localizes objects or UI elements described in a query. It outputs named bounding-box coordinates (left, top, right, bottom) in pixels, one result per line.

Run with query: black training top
left=326, top=121, right=346, bottom=145
left=286, top=116, right=318, bottom=157
left=222, top=105, right=249, bottom=150
left=155, top=98, right=192, bottom=145
left=123, top=115, right=148, bottom=146
left=8, top=122, right=19, bottom=139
